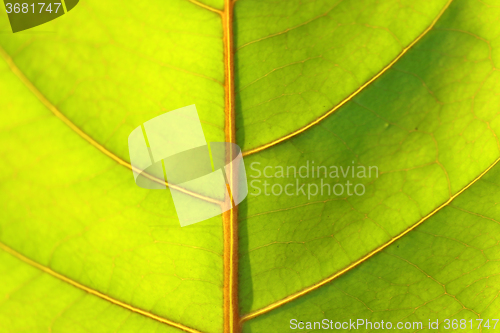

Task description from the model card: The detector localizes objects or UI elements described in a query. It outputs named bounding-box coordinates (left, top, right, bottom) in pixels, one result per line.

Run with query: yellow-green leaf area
left=235, top=0, right=450, bottom=151
left=1, top=0, right=500, bottom=332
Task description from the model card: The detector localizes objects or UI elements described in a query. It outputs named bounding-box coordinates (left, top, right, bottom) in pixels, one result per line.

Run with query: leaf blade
left=235, top=0, right=452, bottom=151
left=242, top=160, right=500, bottom=331
left=238, top=0, right=500, bottom=318
left=0, top=2, right=227, bottom=331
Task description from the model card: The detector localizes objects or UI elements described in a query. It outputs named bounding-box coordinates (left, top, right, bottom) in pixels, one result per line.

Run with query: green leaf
left=1, top=0, right=500, bottom=332
left=235, top=0, right=452, bottom=151
left=0, top=1, right=225, bottom=332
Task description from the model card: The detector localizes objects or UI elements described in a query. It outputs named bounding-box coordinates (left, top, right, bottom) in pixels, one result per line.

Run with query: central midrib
left=221, top=0, right=239, bottom=332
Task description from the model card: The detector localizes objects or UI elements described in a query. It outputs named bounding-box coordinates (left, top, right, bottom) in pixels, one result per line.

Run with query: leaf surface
left=0, top=1, right=225, bottom=332
left=239, top=0, right=500, bottom=318
left=1, top=0, right=500, bottom=332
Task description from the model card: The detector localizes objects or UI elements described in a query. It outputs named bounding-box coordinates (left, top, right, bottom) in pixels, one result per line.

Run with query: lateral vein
left=0, top=242, right=205, bottom=333
left=242, top=0, right=454, bottom=157
left=241, top=152, right=500, bottom=322
left=186, top=0, right=222, bottom=15
left=0, top=46, right=223, bottom=205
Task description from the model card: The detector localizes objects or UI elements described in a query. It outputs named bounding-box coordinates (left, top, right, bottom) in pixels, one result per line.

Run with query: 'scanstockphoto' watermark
left=127, top=106, right=377, bottom=225
left=290, top=318, right=500, bottom=330
left=249, top=161, right=378, bottom=199
left=290, top=319, right=422, bottom=330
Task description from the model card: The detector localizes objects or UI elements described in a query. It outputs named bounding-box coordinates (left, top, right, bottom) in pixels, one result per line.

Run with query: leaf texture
left=239, top=0, right=500, bottom=319
left=243, top=161, right=500, bottom=331
left=0, top=0, right=500, bottom=332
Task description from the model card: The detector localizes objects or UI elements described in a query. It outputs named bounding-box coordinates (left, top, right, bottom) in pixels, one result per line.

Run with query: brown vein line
left=0, top=242, right=204, bottom=333
left=241, top=0, right=454, bottom=157
left=186, top=0, right=222, bottom=14
left=0, top=46, right=222, bottom=206
left=241, top=153, right=500, bottom=322
left=221, top=0, right=239, bottom=332
left=235, top=0, right=344, bottom=52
